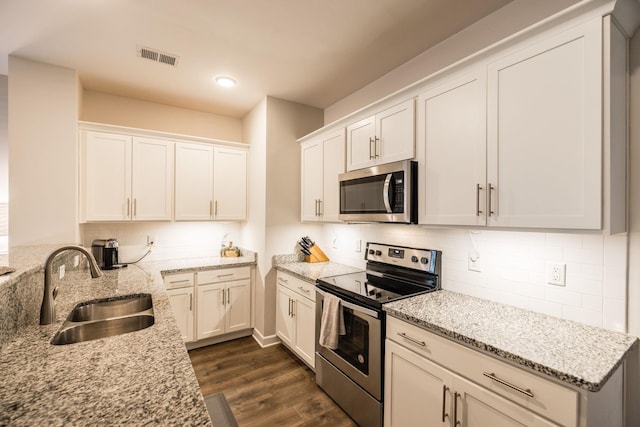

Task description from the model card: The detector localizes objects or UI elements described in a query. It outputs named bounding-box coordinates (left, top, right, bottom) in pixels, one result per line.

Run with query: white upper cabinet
left=175, top=142, right=214, bottom=220
left=174, top=143, right=248, bottom=221
left=81, top=131, right=173, bottom=222
left=417, top=70, right=487, bottom=226
left=346, top=99, right=414, bottom=171
left=486, top=19, right=602, bottom=229
left=301, top=128, right=345, bottom=222
left=131, top=137, right=174, bottom=221
left=213, top=146, right=248, bottom=221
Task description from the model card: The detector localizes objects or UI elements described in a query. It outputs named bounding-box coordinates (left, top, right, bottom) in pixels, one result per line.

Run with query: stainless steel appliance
left=315, top=242, right=441, bottom=427
left=338, top=160, right=417, bottom=223
left=91, top=239, right=126, bottom=270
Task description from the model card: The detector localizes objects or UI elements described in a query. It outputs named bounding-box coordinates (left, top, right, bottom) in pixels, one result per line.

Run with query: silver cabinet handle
left=297, top=286, right=310, bottom=294
left=374, top=136, right=380, bottom=158
left=133, top=198, right=137, bottom=217
left=318, top=199, right=323, bottom=216
left=279, top=278, right=288, bottom=284
left=217, top=273, right=234, bottom=278
left=476, top=184, right=483, bottom=216
left=369, top=137, right=375, bottom=159
left=126, top=198, right=131, bottom=217
left=453, top=392, right=461, bottom=426
left=288, top=298, right=292, bottom=317
left=291, top=299, right=295, bottom=317
left=214, top=200, right=218, bottom=217
left=189, top=294, right=192, bottom=311
left=397, top=332, right=426, bottom=347
left=488, top=183, right=495, bottom=216
left=169, top=279, right=191, bottom=284
left=441, top=385, right=449, bottom=422
left=209, top=200, right=213, bottom=217
left=483, top=372, right=534, bottom=398
left=227, top=288, right=230, bottom=305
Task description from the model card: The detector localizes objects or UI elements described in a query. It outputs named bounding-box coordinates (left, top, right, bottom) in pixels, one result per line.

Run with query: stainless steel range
left=315, top=242, right=442, bottom=427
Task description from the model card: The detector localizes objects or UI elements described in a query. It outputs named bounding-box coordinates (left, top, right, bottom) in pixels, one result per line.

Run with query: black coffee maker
left=91, top=239, right=125, bottom=270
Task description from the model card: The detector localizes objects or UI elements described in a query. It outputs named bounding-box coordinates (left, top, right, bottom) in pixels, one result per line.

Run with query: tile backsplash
left=80, top=222, right=243, bottom=262
left=320, top=223, right=627, bottom=333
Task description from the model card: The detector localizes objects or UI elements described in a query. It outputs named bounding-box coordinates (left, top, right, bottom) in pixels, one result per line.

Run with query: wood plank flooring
left=189, top=337, right=358, bottom=427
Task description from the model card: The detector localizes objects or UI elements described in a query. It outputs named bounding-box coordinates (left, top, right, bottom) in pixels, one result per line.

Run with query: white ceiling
left=0, top=0, right=514, bottom=118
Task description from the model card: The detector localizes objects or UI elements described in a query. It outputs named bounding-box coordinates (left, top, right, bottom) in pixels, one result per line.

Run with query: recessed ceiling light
left=215, top=76, right=236, bottom=88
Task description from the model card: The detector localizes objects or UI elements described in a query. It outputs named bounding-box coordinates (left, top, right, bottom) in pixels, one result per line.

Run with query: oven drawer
left=277, top=271, right=315, bottom=300
left=197, top=266, right=250, bottom=284
left=386, top=316, right=578, bottom=426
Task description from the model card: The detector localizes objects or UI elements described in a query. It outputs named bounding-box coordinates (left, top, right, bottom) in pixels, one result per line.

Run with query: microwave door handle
left=383, top=173, right=393, bottom=213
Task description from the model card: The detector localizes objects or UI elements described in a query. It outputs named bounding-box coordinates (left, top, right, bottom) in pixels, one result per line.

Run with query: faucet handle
left=52, top=286, right=59, bottom=300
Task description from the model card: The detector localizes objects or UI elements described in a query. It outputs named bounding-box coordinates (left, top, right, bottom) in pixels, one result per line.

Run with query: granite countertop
left=0, top=245, right=256, bottom=426
left=384, top=290, right=639, bottom=392
left=274, top=259, right=362, bottom=283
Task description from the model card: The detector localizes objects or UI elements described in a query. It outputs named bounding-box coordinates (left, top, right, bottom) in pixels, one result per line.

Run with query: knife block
left=305, top=245, right=329, bottom=263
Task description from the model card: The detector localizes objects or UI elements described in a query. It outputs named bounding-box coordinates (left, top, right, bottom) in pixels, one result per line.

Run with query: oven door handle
left=316, top=288, right=379, bottom=319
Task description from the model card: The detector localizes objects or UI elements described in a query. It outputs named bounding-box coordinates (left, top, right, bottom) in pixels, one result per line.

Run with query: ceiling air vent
left=137, top=45, right=179, bottom=67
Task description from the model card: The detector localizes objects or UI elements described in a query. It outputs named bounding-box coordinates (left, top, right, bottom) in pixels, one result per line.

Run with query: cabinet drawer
left=163, top=272, right=194, bottom=289
left=197, top=266, right=250, bottom=284
left=276, top=271, right=315, bottom=301
left=386, top=316, right=578, bottom=426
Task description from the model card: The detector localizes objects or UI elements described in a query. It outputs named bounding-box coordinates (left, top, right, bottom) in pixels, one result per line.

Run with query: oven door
left=315, top=289, right=382, bottom=400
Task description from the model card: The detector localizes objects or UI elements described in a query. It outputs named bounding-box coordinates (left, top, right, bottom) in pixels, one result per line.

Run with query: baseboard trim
left=252, top=329, right=280, bottom=348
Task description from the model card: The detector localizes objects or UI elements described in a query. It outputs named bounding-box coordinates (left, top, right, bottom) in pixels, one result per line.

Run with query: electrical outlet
left=147, top=235, right=157, bottom=246
left=59, top=264, right=65, bottom=280
left=355, top=239, right=361, bottom=253
left=468, top=252, right=481, bottom=272
left=547, top=262, right=566, bottom=286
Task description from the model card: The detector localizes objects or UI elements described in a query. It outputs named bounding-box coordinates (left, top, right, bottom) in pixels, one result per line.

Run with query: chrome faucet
left=40, top=245, right=103, bottom=325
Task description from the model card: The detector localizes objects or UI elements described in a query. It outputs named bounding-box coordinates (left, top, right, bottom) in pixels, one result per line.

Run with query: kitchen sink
left=69, top=294, right=153, bottom=322
left=51, top=294, right=154, bottom=345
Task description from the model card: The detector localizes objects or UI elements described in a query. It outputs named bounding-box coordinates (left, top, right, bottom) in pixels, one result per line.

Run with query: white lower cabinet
left=163, top=266, right=251, bottom=344
left=385, top=316, right=577, bottom=427
left=275, top=271, right=315, bottom=368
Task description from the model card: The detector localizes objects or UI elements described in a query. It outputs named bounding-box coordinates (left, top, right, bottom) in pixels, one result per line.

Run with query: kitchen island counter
left=384, top=290, right=638, bottom=392
left=0, top=246, right=255, bottom=426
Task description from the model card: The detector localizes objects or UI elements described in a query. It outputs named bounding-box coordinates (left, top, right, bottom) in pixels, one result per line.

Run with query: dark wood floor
left=189, top=337, right=358, bottom=427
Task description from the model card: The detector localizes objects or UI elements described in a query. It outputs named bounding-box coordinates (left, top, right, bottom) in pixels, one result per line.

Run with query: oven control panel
left=365, top=242, right=439, bottom=273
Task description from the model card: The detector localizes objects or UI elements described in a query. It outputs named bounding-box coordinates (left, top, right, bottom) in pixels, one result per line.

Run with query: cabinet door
left=196, top=282, right=225, bottom=339
left=275, top=285, right=295, bottom=347
left=346, top=115, right=376, bottom=171
left=487, top=19, right=601, bottom=229
left=166, top=287, right=194, bottom=342
left=418, top=71, right=487, bottom=226
left=84, top=131, right=132, bottom=221
left=321, top=129, right=346, bottom=222
left=301, top=139, right=323, bottom=222
left=376, top=99, right=415, bottom=165
left=384, top=339, right=452, bottom=427
left=293, top=295, right=315, bottom=368
left=225, top=279, right=251, bottom=332
left=175, top=142, right=214, bottom=220
left=454, top=375, right=559, bottom=427
left=131, top=137, right=174, bottom=221
left=213, top=147, right=247, bottom=220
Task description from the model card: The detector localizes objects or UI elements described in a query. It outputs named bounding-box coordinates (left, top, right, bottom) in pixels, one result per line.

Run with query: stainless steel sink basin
left=51, top=293, right=154, bottom=345
left=51, top=314, right=155, bottom=345
left=70, top=294, right=153, bottom=322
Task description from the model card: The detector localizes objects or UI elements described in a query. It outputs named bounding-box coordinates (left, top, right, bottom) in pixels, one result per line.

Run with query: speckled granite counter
left=0, top=245, right=255, bottom=426
left=273, top=257, right=362, bottom=283
left=384, top=290, right=638, bottom=392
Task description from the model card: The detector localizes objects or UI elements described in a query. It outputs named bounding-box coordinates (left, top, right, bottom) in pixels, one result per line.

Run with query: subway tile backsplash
left=320, top=224, right=628, bottom=333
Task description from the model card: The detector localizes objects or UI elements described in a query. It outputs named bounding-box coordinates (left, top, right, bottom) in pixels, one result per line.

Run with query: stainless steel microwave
left=339, top=160, right=417, bottom=223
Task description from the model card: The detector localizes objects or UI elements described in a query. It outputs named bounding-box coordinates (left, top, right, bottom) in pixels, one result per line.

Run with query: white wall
left=8, top=57, right=80, bottom=246
left=324, top=0, right=581, bottom=123
left=0, top=74, right=7, bottom=253
left=81, top=90, right=243, bottom=142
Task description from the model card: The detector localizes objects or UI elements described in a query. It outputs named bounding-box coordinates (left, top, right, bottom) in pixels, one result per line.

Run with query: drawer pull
left=169, top=279, right=191, bottom=284
left=279, top=278, right=288, bottom=284
left=397, top=332, right=426, bottom=347
left=483, top=372, right=534, bottom=398
left=453, top=392, right=461, bottom=426
left=217, top=273, right=234, bottom=278
left=297, top=286, right=310, bottom=293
